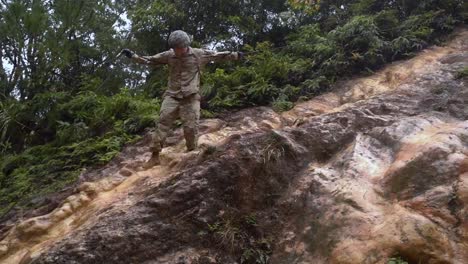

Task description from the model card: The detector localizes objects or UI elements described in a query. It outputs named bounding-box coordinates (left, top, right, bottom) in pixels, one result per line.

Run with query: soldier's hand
left=121, top=49, right=135, bottom=58
left=238, top=52, right=245, bottom=60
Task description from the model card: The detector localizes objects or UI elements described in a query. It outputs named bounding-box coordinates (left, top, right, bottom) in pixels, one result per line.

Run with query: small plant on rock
left=387, top=256, right=409, bottom=264
left=455, top=67, right=468, bottom=79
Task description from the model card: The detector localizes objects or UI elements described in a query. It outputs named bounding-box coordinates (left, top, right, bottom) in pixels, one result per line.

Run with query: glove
left=121, top=48, right=135, bottom=58
left=238, top=51, right=245, bottom=60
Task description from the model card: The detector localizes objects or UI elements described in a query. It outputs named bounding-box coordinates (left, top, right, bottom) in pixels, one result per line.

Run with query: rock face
left=0, top=29, right=466, bottom=264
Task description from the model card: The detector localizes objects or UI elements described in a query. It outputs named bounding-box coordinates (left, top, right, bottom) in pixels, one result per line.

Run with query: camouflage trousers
left=150, top=93, right=201, bottom=153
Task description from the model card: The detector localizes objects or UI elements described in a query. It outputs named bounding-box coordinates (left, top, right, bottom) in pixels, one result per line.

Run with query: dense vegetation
left=0, top=0, right=466, bottom=218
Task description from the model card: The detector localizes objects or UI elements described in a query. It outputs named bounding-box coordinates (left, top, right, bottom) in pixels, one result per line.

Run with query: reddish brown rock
left=0, top=28, right=467, bottom=264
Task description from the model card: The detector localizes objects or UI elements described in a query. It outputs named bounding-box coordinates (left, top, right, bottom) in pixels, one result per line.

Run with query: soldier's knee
left=158, top=114, right=173, bottom=126
left=157, top=122, right=171, bottom=134
left=151, top=131, right=161, bottom=141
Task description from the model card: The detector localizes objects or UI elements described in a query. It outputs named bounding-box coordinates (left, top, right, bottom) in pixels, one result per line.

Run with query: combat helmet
left=168, top=30, right=191, bottom=48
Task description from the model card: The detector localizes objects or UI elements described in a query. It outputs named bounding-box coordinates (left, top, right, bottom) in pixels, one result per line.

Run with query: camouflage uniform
left=132, top=47, right=239, bottom=153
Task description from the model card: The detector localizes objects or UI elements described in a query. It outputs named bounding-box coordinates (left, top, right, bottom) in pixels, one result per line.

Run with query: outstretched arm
left=199, top=50, right=242, bottom=65
left=133, top=51, right=170, bottom=65
left=121, top=49, right=170, bottom=65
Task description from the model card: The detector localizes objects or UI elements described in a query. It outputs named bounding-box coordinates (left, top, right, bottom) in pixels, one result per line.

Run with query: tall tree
left=0, top=0, right=130, bottom=101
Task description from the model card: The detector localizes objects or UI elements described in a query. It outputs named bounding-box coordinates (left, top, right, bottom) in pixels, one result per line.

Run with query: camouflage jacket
left=132, top=47, right=239, bottom=98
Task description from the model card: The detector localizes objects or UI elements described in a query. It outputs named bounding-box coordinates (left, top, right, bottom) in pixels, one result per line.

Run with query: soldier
left=121, top=30, right=243, bottom=168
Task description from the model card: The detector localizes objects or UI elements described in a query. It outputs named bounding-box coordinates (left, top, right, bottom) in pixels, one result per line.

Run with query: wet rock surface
left=0, top=28, right=467, bottom=263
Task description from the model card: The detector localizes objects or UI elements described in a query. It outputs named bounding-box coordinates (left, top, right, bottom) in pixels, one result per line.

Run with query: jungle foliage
left=0, top=0, right=466, bottom=217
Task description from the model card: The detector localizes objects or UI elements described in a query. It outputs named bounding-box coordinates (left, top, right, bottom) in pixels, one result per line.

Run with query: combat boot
left=186, top=141, right=198, bottom=152
left=143, top=152, right=160, bottom=169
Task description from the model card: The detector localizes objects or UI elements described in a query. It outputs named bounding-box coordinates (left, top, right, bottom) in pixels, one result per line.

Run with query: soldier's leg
left=144, top=96, right=180, bottom=168
left=180, top=93, right=200, bottom=151
left=151, top=96, right=180, bottom=153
